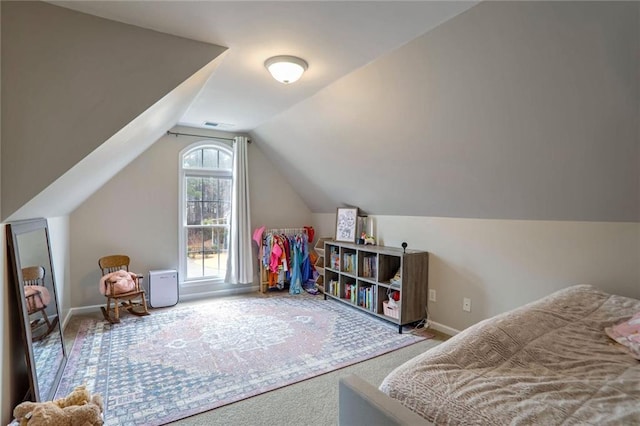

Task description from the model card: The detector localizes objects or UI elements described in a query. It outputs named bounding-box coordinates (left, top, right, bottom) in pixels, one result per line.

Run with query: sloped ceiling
left=48, top=1, right=479, bottom=132
left=7, top=57, right=225, bottom=222
left=1, top=1, right=226, bottom=220
left=251, top=1, right=639, bottom=222
left=2, top=2, right=637, bottom=224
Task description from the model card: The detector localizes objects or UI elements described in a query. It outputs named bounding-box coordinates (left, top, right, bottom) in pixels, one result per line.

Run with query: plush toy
left=54, top=385, right=92, bottom=409
left=99, top=269, right=137, bottom=296
left=13, top=385, right=104, bottom=426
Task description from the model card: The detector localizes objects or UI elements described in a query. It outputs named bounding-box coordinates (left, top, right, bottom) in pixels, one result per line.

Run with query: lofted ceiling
left=49, top=1, right=478, bottom=132
left=29, top=1, right=637, bottom=222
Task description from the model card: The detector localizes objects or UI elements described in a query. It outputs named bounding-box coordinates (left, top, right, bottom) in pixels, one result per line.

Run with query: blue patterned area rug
left=56, top=293, right=425, bottom=425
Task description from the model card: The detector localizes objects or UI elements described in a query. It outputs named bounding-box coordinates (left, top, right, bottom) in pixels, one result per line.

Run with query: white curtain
left=225, top=136, right=253, bottom=284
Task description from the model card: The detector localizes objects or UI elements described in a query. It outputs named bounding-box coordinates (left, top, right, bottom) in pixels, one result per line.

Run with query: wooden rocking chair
left=99, top=255, right=149, bottom=324
left=22, top=265, right=58, bottom=341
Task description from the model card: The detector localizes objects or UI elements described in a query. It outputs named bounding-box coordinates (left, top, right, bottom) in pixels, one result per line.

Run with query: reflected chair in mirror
left=98, top=255, right=150, bottom=324
left=22, top=265, right=59, bottom=341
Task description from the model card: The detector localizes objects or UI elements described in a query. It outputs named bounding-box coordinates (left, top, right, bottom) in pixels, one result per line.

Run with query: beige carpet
left=63, top=296, right=446, bottom=426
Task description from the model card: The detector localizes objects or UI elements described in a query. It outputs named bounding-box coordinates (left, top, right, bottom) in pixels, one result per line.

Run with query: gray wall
left=313, top=213, right=640, bottom=334
left=69, top=126, right=311, bottom=308
left=253, top=1, right=639, bottom=222
left=1, top=1, right=638, bottom=422
left=259, top=0, right=640, bottom=333
left=0, top=1, right=8, bottom=419
left=1, top=1, right=226, bottom=220
left=0, top=3, right=224, bottom=421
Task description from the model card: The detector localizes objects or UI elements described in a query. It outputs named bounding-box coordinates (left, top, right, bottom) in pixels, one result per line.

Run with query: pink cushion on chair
left=99, top=270, right=137, bottom=296
left=24, top=286, right=51, bottom=310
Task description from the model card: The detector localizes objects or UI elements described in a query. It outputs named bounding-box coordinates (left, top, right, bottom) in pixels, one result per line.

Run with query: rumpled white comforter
left=380, top=285, right=640, bottom=425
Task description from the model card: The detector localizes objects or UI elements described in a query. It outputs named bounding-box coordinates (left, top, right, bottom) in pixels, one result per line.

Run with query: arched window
left=179, top=142, right=233, bottom=283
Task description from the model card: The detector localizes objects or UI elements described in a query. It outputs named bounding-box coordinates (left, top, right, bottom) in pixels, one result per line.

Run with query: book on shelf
left=328, top=279, right=341, bottom=297
left=343, top=253, right=356, bottom=273
left=357, top=285, right=376, bottom=311
left=362, top=255, right=377, bottom=278
left=344, top=283, right=357, bottom=304
left=330, top=247, right=340, bottom=270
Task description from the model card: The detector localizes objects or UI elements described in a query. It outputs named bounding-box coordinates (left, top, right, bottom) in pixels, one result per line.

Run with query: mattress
left=380, top=285, right=640, bottom=425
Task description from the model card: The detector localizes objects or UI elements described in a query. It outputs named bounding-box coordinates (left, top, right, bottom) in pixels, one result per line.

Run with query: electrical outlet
left=429, top=289, right=436, bottom=302
left=463, top=297, right=471, bottom=312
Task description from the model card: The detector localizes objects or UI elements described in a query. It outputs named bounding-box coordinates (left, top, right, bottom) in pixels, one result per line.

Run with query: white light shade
left=264, top=55, right=308, bottom=84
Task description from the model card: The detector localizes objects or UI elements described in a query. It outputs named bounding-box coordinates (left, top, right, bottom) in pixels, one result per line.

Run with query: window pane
left=203, top=227, right=213, bottom=251
left=183, top=149, right=202, bottom=168
left=186, top=226, right=230, bottom=279
left=186, top=177, right=202, bottom=201
left=202, top=228, right=218, bottom=277
left=202, top=202, right=216, bottom=224
left=220, top=178, right=232, bottom=202
left=187, top=227, right=203, bottom=256
left=216, top=227, right=229, bottom=252
left=218, top=201, right=231, bottom=224
left=219, top=179, right=232, bottom=224
left=201, top=177, right=216, bottom=202
left=211, top=227, right=228, bottom=275
left=219, top=151, right=232, bottom=170
left=202, top=149, right=218, bottom=169
left=187, top=228, right=204, bottom=279
left=182, top=144, right=233, bottom=281
left=186, top=201, right=202, bottom=225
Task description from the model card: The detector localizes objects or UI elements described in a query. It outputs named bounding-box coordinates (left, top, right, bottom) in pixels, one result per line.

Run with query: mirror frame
left=7, top=218, right=67, bottom=401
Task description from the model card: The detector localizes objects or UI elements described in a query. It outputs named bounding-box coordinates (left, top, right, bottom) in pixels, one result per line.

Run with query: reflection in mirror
left=7, top=218, right=67, bottom=402
left=22, top=265, right=58, bottom=341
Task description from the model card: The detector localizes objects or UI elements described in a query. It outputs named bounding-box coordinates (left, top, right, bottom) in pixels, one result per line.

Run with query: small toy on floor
left=12, top=384, right=104, bottom=426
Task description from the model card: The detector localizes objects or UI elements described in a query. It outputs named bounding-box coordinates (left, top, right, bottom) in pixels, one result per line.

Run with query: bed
left=339, top=285, right=640, bottom=425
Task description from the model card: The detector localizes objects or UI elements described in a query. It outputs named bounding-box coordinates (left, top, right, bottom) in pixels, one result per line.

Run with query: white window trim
left=178, top=140, right=233, bottom=287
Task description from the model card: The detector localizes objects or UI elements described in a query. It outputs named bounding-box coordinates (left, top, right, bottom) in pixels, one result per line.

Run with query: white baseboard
left=61, top=311, right=72, bottom=331
left=427, top=320, right=460, bottom=336
left=64, top=287, right=260, bottom=322
left=67, top=304, right=103, bottom=318
left=63, top=289, right=460, bottom=338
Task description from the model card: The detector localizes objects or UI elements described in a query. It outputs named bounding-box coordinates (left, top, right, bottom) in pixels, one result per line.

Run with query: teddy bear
left=12, top=385, right=104, bottom=426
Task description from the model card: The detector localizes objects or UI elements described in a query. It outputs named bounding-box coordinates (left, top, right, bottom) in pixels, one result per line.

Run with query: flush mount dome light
left=264, top=55, right=308, bottom=84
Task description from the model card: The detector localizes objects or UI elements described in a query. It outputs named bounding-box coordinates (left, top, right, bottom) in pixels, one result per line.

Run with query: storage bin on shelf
left=383, top=300, right=400, bottom=319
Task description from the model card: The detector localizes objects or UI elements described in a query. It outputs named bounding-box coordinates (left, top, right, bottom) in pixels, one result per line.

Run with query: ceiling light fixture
left=264, top=55, right=308, bottom=84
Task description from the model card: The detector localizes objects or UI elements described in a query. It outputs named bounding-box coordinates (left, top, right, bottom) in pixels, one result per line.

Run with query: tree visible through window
left=180, top=144, right=233, bottom=281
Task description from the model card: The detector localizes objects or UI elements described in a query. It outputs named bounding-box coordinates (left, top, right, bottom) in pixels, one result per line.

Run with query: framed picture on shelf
left=335, top=207, right=359, bottom=242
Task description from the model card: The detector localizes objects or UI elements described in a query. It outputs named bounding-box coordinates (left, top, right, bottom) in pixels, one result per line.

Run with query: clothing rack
left=258, top=227, right=309, bottom=293
left=265, top=227, right=307, bottom=236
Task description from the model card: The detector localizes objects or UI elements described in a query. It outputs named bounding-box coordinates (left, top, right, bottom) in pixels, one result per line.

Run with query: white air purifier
left=147, top=269, right=179, bottom=308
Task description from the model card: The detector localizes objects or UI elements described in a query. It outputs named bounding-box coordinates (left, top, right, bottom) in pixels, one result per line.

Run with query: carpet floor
left=57, top=293, right=428, bottom=425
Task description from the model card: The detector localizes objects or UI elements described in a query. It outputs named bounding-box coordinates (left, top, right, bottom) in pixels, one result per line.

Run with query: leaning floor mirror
left=7, top=218, right=67, bottom=401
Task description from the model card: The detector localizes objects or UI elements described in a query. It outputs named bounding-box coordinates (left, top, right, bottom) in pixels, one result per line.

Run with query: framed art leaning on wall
left=335, top=207, right=358, bottom=243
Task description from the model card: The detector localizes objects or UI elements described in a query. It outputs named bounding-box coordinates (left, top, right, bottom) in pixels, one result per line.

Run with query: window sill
left=181, top=277, right=226, bottom=288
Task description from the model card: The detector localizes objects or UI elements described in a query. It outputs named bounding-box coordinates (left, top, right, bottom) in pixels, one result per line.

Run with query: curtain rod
left=166, top=130, right=251, bottom=143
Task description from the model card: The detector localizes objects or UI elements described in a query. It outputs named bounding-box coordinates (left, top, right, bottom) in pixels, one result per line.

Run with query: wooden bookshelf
left=323, top=240, right=429, bottom=333
left=313, top=237, right=330, bottom=292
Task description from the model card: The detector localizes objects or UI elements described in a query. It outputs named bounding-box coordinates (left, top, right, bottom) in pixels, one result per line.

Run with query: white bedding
left=380, top=285, right=640, bottom=425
